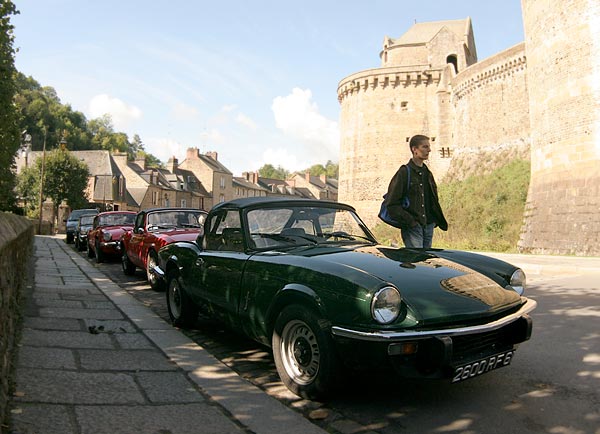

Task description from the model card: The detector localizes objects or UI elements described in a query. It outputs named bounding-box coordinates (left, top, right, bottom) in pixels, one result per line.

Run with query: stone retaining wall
left=0, top=213, right=34, bottom=427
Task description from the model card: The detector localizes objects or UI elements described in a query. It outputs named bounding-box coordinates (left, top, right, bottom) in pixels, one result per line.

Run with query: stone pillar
left=518, top=0, right=600, bottom=255
left=57, top=200, right=69, bottom=234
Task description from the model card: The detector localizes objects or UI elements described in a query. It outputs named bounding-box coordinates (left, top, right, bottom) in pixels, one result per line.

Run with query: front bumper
left=98, top=241, right=122, bottom=255
left=331, top=298, right=536, bottom=379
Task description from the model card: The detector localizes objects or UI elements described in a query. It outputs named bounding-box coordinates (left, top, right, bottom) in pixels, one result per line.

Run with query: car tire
left=166, top=272, right=198, bottom=328
left=95, top=241, right=104, bottom=263
left=74, top=237, right=79, bottom=250
left=87, top=240, right=95, bottom=258
left=147, top=251, right=164, bottom=291
left=272, top=304, right=340, bottom=400
left=122, top=248, right=136, bottom=276
left=66, top=233, right=73, bottom=244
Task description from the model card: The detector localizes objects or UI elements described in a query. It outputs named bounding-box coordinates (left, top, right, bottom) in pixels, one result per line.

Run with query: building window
left=447, top=54, right=458, bottom=73
left=401, top=101, right=408, bottom=111
left=220, top=176, right=225, bottom=189
left=152, top=191, right=158, bottom=205
left=219, top=194, right=225, bottom=203
left=439, top=147, right=453, bottom=158
left=181, top=199, right=187, bottom=207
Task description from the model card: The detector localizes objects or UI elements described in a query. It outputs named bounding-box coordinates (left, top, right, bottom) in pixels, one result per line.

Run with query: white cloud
left=236, top=113, right=258, bottom=130
left=144, top=137, right=185, bottom=164
left=271, top=88, right=339, bottom=160
left=88, top=94, right=142, bottom=130
left=255, top=148, right=302, bottom=172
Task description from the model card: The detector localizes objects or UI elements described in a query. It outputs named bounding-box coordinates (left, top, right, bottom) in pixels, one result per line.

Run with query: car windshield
left=147, top=210, right=205, bottom=230
left=79, top=215, right=95, bottom=225
left=246, top=205, right=375, bottom=249
left=98, top=213, right=135, bottom=226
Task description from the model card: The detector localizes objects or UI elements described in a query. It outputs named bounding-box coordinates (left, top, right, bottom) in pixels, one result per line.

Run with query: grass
left=372, top=159, right=531, bottom=252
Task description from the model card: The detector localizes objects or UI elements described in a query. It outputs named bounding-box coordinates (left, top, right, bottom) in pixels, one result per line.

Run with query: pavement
left=6, top=236, right=327, bottom=434
left=7, top=236, right=600, bottom=434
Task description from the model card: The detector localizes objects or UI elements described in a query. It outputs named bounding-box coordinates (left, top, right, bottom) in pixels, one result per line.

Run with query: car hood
left=280, top=244, right=522, bottom=325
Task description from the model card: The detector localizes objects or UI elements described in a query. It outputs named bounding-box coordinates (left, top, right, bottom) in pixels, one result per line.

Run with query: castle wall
left=518, top=0, right=600, bottom=255
left=451, top=43, right=529, bottom=153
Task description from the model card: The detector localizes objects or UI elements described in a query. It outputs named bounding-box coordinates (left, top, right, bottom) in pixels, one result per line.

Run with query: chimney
left=135, top=156, right=146, bottom=171
left=305, top=171, right=311, bottom=182
left=320, top=174, right=327, bottom=184
left=243, top=171, right=250, bottom=181
left=253, top=171, right=259, bottom=184
left=167, top=156, right=178, bottom=173
left=206, top=151, right=218, bottom=161
left=186, top=147, right=200, bottom=160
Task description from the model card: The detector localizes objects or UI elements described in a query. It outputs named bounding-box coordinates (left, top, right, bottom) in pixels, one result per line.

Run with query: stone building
left=338, top=2, right=600, bottom=255
left=178, top=148, right=234, bottom=209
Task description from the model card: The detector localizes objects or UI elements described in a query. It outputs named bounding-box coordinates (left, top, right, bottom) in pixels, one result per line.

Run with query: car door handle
left=195, top=258, right=204, bottom=267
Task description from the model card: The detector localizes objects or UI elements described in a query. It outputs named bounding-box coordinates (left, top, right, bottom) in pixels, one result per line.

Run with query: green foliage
left=372, top=159, right=531, bottom=252
left=259, top=163, right=289, bottom=180
left=0, top=0, right=20, bottom=210
left=17, top=148, right=90, bottom=216
left=305, top=160, right=339, bottom=178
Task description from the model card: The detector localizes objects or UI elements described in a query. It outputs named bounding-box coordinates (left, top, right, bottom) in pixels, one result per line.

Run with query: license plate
left=452, top=350, right=515, bottom=383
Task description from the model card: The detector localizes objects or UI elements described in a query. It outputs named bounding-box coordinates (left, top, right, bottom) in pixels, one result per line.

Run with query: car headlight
left=509, top=268, right=526, bottom=295
left=103, top=232, right=112, bottom=242
left=371, top=286, right=402, bottom=324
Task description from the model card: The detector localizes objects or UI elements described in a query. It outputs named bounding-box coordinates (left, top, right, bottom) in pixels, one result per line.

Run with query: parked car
left=154, top=197, right=536, bottom=400
left=87, top=211, right=137, bottom=263
left=73, top=214, right=96, bottom=251
left=65, top=208, right=98, bottom=243
left=121, top=208, right=207, bottom=290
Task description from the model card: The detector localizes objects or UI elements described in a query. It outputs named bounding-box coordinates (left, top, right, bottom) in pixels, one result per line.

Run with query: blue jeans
left=401, top=223, right=435, bottom=248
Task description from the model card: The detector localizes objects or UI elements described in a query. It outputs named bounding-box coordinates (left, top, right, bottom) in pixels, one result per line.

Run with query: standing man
left=383, top=134, right=448, bottom=248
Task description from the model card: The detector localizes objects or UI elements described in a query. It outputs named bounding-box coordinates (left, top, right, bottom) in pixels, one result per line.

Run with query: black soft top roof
left=211, top=197, right=352, bottom=212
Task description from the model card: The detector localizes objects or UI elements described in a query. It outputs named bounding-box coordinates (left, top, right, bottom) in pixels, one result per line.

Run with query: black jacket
left=384, top=160, right=448, bottom=231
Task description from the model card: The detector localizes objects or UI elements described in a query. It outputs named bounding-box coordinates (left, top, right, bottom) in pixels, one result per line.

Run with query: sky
left=12, top=1, right=525, bottom=176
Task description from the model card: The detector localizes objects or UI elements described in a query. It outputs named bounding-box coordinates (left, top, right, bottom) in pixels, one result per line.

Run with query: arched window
left=447, top=54, right=458, bottom=73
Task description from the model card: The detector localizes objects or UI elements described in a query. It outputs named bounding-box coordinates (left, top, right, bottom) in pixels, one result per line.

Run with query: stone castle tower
left=338, top=1, right=600, bottom=255
left=518, top=0, right=600, bottom=255
left=337, top=18, right=477, bottom=223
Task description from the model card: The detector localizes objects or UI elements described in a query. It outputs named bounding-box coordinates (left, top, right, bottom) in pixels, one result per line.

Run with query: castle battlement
left=453, top=43, right=527, bottom=100
left=337, top=67, right=442, bottom=102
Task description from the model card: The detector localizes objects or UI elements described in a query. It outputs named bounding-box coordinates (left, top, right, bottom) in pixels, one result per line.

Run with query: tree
left=128, top=134, right=145, bottom=160
left=0, top=1, right=20, bottom=210
left=17, top=148, right=90, bottom=217
left=258, top=164, right=289, bottom=180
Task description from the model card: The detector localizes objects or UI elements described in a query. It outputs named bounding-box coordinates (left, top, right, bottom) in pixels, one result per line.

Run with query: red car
left=121, top=208, right=207, bottom=290
left=87, top=211, right=137, bottom=263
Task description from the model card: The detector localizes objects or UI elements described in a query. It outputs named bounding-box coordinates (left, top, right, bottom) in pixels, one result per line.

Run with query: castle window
left=401, top=101, right=408, bottom=110
left=439, top=147, right=452, bottom=158
left=447, top=55, right=458, bottom=73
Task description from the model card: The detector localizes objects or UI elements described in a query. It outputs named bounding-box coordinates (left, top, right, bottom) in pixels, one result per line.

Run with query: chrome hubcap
left=280, top=320, right=320, bottom=385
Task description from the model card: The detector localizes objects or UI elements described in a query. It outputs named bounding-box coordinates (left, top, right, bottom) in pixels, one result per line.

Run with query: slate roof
left=391, top=18, right=469, bottom=46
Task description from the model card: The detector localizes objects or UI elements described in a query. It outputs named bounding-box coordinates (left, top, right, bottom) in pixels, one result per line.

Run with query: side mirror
left=136, top=227, right=145, bottom=234
left=195, top=231, right=204, bottom=249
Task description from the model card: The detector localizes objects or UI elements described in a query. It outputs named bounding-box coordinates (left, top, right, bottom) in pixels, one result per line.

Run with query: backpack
left=378, top=165, right=411, bottom=228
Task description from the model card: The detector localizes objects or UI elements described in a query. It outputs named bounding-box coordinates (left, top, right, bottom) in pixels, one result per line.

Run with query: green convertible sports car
left=154, top=197, right=536, bottom=400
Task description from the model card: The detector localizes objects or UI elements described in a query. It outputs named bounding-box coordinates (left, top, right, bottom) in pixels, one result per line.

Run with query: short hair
left=409, top=135, right=429, bottom=151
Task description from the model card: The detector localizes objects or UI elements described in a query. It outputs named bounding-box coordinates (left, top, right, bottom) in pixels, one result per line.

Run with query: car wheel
left=166, top=272, right=198, bottom=327
left=66, top=233, right=73, bottom=244
left=87, top=240, right=95, bottom=258
left=272, top=304, right=340, bottom=400
left=95, top=241, right=104, bottom=263
left=122, top=248, right=136, bottom=276
left=74, top=237, right=79, bottom=250
left=147, top=251, right=164, bottom=291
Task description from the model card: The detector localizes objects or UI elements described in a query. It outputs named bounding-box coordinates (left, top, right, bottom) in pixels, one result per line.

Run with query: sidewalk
left=7, top=236, right=326, bottom=434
